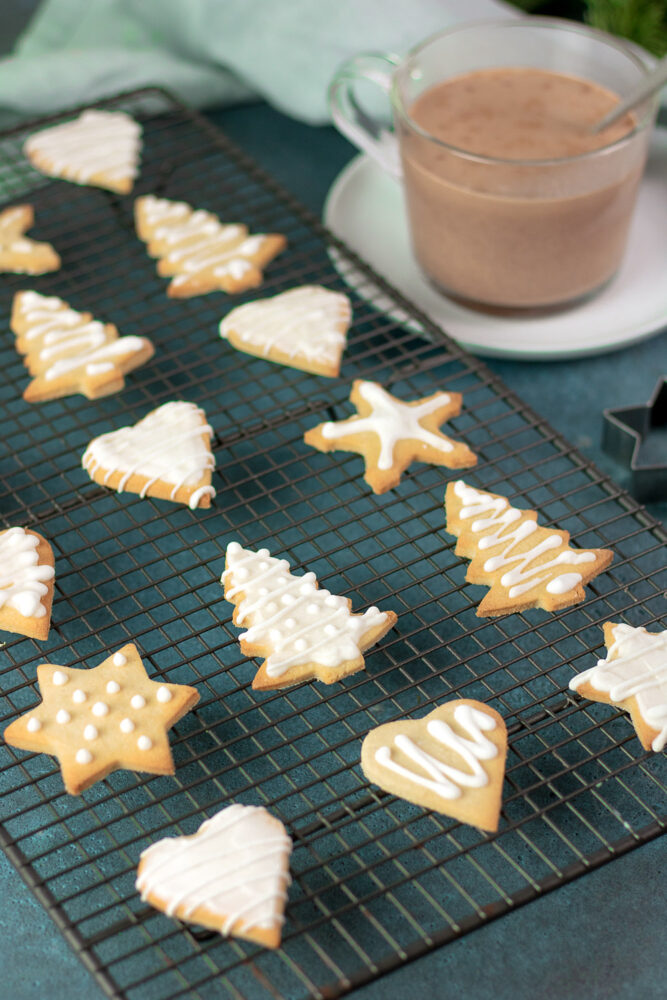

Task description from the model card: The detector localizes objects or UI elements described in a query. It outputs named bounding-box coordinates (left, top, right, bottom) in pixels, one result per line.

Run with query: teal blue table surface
left=1, top=101, right=665, bottom=999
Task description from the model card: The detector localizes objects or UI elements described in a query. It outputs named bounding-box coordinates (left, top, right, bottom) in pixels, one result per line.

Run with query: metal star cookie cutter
left=602, top=376, right=667, bottom=502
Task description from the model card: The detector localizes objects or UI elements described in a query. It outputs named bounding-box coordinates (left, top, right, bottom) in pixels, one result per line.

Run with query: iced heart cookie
left=0, top=527, right=55, bottom=640
left=136, top=803, right=292, bottom=948
left=0, top=205, right=60, bottom=274
left=11, top=290, right=154, bottom=402
left=135, top=194, right=286, bottom=297
left=222, top=541, right=397, bottom=690
left=445, top=480, right=614, bottom=616
left=304, top=380, right=477, bottom=493
left=82, top=400, right=216, bottom=509
left=219, top=285, right=351, bottom=376
left=361, top=699, right=507, bottom=831
left=569, top=622, right=667, bottom=752
left=24, top=109, right=141, bottom=194
left=3, top=643, right=199, bottom=794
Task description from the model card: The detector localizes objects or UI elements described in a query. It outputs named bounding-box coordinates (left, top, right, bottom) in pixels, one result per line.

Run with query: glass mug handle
left=328, top=52, right=403, bottom=178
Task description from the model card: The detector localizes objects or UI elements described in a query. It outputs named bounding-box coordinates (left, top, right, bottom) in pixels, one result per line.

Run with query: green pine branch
left=507, top=0, right=667, bottom=56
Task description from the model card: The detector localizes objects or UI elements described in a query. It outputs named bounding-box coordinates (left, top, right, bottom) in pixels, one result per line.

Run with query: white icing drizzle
left=321, top=381, right=454, bottom=470
left=53, top=670, right=68, bottom=686
left=452, top=481, right=597, bottom=599
left=24, top=110, right=141, bottom=187
left=0, top=526, right=54, bottom=619
left=81, top=400, right=216, bottom=509
left=113, top=652, right=127, bottom=667
left=570, top=623, right=667, bottom=752
left=219, top=285, right=350, bottom=365
left=14, top=291, right=150, bottom=384
left=136, top=803, right=292, bottom=933
left=222, top=542, right=389, bottom=678
left=137, top=195, right=278, bottom=288
left=75, top=748, right=92, bottom=765
left=374, top=704, right=498, bottom=800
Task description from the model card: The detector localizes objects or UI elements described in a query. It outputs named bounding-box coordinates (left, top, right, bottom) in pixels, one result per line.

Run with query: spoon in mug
left=591, top=52, right=667, bottom=133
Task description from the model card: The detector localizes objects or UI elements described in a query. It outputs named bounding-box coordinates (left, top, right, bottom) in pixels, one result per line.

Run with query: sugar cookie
left=219, top=285, right=351, bottom=376
left=24, top=109, right=141, bottom=194
left=136, top=803, right=292, bottom=948
left=304, top=380, right=477, bottom=493
left=445, top=480, right=613, bottom=616
left=0, top=205, right=60, bottom=274
left=135, top=195, right=286, bottom=297
left=82, top=400, right=216, bottom=509
left=361, top=699, right=507, bottom=831
left=569, top=622, right=667, bottom=752
left=222, top=541, right=397, bottom=690
left=4, top=643, right=199, bottom=794
left=0, top=527, right=55, bottom=640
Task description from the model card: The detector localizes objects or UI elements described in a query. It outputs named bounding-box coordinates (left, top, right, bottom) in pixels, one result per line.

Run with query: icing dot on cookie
left=258, top=587, right=269, bottom=596
left=300, top=582, right=315, bottom=595
left=27, top=717, right=41, bottom=732
left=137, top=735, right=152, bottom=751
left=324, top=624, right=338, bottom=636
left=295, top=639, right=307, bottom=652
left=75, top=749, right=92, bottom=765
left=227, top=541, right=241, bottom=556
left=236, top=567, right=248, bottom=580
left=156, top=686, right=172, bottom=703
left=56, top=709, right=70, bottom=724
left=266, top=602, right=277, bottom=614
left=84, top=724, right=98, bottom=741
left=258, top=548, right=269, bottom=558
left=269, top=628, right=282, bottom=642
left=120, top=717, right=134, bottom=734
left=285, top=618, right=296, bottom=629
left=92, top=701, right=109, bottom=717
left=258, top=561, right=269, bottom=571
left=281, top=594, right=295, bottom=605
left=324, top=595, right=338, bottom=607
left=307, top=604, right=318, bottom=614
left=52, top=670, right=68, bottom=686
left=113, top=652, right=127, bottom=667
left=106, top=681, right=120, bottom=694
left=72, top=689, right=86, bottom=704
left=131, top=694, right=146, bottom=710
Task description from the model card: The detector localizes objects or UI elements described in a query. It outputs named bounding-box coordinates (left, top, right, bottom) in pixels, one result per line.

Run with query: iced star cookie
left=0, top=205, right=60, bottom=274
left=222, top=541, right=397, bottom=690
left=569, top=622, right=667, bottom=752
left=24, top=109, right=141, bottom=194
left=82, top=400, right=216, bottom=509
left=0, top=527, right=55, bottom=641
left=445, top=480, right=614, bottom=617
left=3, top=643, right=199, bottom=794
left=304, top=380, right=477, bottom=493
left=136, top=803, right=292, bottom=948
left=219, top=285, right=351, bottom=377
left=11, top=291, right=154, bottom=402
left=135, top=194, right=286, bottom=297
left=361, top=699, right=507, bottom=832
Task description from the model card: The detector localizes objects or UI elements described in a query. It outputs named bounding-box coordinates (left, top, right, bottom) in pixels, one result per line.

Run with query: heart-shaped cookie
left=361, top=699, right=507, bottom=831
left=82, top=401, right=216, bottom=509
left=219, top=285, right=351, bottom=376
left=0, top=527, right=55, bottom=640
left=136, top=803, right=292, bottom=948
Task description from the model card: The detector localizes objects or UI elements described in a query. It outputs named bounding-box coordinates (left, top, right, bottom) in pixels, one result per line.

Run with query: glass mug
left=328, top=18, right=657, bottom=311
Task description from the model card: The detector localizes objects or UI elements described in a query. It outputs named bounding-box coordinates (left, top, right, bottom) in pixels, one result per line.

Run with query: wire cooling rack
left=0, top=88, right=664, bottom=1000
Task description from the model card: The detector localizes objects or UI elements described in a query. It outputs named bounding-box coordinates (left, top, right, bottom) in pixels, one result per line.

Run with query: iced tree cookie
left=11, top=291, right=154, bottom=402
left=135, top=194, right=286, bottom=297
left=569, top=622, right=667, bottom=752
left=4, top=643, right=199, bottom=794
left=304, top=380, right=477, bottom=493
left=0, top=527, right=55, bottom=640
left=24, top=109, right=141, bottom=194
left=361, top=699, right=507, bottom=831
left=445, top=480, right=614, bottom=616
left=222, top=541, right=397, bottom=690
left=219, top=285, right=351, bottom=376
left=82, top=400, right=216, bottom=509
left=137, top=803, right=292, bottom=948
left=0, top=205, right=60, bottom=274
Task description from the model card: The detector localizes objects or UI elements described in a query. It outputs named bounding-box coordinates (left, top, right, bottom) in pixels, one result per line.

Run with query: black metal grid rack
left=0, top=88, right=664, bottom=1000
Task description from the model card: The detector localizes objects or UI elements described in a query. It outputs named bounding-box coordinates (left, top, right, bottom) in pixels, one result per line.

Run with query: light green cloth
left=0, top=0, right=513, bottom=124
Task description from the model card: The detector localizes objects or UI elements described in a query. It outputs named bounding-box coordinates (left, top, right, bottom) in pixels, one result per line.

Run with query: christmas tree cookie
left=135, top=195, right=286, bottom=297
left=0, top=205, right=60, bottom=274
left=0, top=527, right=55, bottom=640
left=11, top=291, right=154, bottom=402
left=304, top=380, right=477, bottom=493
left=222, top=542, right=397, bottom=689
left=569, top=622, right=667, bottom=752
left=445, top=480, right=614, bottom=616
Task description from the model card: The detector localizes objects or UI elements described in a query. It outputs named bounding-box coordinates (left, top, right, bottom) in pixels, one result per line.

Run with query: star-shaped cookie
left=0, top=205, right=60, bottom=274
left=304, top=380, right=477, bottom=493
left=4, top=644, right=199, bottom=794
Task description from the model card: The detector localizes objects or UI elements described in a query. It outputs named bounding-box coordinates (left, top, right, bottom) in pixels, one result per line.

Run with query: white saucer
left=323, top=128, right=667, bottom=360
